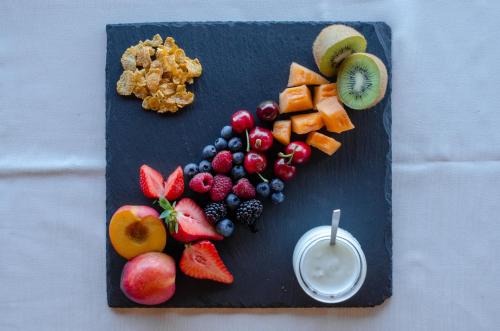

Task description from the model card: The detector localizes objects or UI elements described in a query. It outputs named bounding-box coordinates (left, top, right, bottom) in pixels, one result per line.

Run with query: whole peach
left=120, top=252, right=176, bottom=305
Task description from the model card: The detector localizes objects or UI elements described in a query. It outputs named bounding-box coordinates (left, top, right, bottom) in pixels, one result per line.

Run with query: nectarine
left=109, top=205, right=166, bottom=260
left=121, top=252, right=176, bottom=305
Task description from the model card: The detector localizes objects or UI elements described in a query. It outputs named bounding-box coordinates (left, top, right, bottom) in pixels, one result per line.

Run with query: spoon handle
left=330, top=209, right=341, bottom=246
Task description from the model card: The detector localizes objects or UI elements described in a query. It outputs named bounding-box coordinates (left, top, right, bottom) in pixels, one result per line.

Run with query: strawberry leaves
left=158, top=197, right=179, bottom=234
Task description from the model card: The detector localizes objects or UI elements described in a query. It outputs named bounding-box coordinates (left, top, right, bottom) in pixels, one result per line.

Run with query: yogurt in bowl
left=293, top=225, right=366, bottom=303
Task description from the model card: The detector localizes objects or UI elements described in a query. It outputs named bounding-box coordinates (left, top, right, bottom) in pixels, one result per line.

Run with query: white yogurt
left=300, top=238, right=361, bottom=295
left=293, top=226, right=366, bottom=303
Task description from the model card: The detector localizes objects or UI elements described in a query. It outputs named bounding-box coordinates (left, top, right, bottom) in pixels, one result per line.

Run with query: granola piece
left=116, top=70, right=135, bottom=95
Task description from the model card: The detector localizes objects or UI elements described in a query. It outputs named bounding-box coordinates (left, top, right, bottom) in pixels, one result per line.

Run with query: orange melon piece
left=288, top=62, right=330, bottom=87
left=317, top=96, right=354, bottom=133
left=313, top=83, right=337, bottom=109
left=291, top=113, right=324, bottom=135
left=306, top=132, right=341, bottom=156
left=273, top=120, right=292, bottom=145
left=279, top=85, right=314, bottom=114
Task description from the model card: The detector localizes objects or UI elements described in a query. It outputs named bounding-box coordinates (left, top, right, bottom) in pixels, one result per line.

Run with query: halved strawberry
left=180, top=240, right=234, bottom=284
left=164, top=166, right=184, bottom=201
left=139, top=164, right=165, bottom=199
left=158, top=197, right=223, bottom=243
left=172, top=198, right=223, bottom=242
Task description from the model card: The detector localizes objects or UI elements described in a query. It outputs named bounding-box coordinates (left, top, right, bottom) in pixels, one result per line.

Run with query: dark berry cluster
left=183, top=100, right=313, bottom=237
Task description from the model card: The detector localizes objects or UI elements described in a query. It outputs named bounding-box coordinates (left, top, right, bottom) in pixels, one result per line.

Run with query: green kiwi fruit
left=337, top=53, right=388, bottom=110
left=313, top=24, right=367, bottom=77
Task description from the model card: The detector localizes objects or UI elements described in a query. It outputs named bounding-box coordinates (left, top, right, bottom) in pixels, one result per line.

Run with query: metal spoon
left=330, top=209, right=341, bottom=246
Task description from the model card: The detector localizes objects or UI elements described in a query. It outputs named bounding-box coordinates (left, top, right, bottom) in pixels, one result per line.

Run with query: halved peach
left=291, top=112, right=324, bottom=135
left=109, top=205, right=166, bottom=260
left=317, top=96, right=354, bottom=133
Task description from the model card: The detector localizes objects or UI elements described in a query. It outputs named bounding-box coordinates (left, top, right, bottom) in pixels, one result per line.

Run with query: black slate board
left=106, top=21, right=392, bottom=308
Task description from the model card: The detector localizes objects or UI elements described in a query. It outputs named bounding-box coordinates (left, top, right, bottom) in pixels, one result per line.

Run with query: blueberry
left=270, top=178, right=285, bottom=192
left=216, top=219, right=235, bottom=237
left=226, top=193, right=241, bottom=210
left=256, top=182, right=271, bottom=198
left=202, top=145, right=217, bottom=159
left=220, top=126, right=233, bottom=140
left=232, top=152, right=244, bottom=165
left=184, top=163, right=199, bottom=178
left=231, top=165, right=246, bottom=180
left=271, top=192, right=285, bottom=204
left=228, top=137, right=243, bottom=152
left=198, top=160, right=212, bottom=173
left=214, top=137, right=228, bottom=151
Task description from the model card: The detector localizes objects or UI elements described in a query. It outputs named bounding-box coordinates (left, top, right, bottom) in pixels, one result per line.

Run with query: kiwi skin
left=338, top=53, right=388, bottom=110
left=313, top=24, right=367, bottom=77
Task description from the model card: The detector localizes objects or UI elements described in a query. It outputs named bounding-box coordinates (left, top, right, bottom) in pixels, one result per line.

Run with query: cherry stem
left=257, top=172, right=268, bottom=183
left=245, top=130, right=250, bottom=152
left=278, top=146, right=297, bottom=165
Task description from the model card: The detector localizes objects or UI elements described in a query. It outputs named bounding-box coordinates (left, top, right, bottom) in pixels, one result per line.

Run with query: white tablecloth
left=1, top=1, right=499, bottom=330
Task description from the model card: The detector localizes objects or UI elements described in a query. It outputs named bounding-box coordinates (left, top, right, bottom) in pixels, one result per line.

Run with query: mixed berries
left=182, top=101, right=315, bottom=237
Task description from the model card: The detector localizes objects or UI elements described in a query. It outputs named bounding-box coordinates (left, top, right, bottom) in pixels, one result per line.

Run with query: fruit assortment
left=109, top=23, right=388, bottom=306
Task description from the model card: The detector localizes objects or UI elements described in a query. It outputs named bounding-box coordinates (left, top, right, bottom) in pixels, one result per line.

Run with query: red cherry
left=284, top=141, right=312, bottom=164
left=274, top=158, right=296, bottom=181
left=256, top=100, right=279, bottom=122
left=244, top=151, right=267, bottom=174
left=231, top=110, right=255, bottom=134
left=249, top=127, right=274, bottom=151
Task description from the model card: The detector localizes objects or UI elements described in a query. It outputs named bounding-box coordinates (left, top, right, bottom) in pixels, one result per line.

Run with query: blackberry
left=204, top=202, right=227, bottom=224
left=235, top=199, right=263, bottom=226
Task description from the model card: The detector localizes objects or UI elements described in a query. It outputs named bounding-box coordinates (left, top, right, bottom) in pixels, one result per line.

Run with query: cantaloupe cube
left=291, top=113, right=324, bottom=135
left=317, top=96, right=354, bottom=133
left=306, top=132, right=341, bottom=156
left=288, top=62, right=330, bottom=87
left=273, top=120, right=292, bottom=145
left=313, top=83, right=337, bottom=109
left=279, top=85, right=313, bottom=114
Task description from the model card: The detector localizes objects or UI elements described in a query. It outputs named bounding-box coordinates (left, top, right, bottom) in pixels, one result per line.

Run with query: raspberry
left=189, top=172, right=213, bottom=193
left=210, top=175, right=232, bottom=202
left=211, top=151, right=233, bottom=174
left=232, top=178, right=256, bottom=199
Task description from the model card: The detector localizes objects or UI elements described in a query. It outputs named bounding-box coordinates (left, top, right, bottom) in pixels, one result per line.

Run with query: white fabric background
left=1, top=1, right=499, bottom=330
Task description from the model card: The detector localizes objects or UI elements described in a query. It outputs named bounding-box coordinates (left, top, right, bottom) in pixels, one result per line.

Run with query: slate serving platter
left=106, top=21, right=392, bottom=308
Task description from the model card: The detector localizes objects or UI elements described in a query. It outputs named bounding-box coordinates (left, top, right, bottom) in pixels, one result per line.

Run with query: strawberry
left=158, top=197, right=223, bottom=243
left=139, top=164, right=165, bottom=199
left=164, top=166, right=184, bottom=201
left=180, top=240, right=234, bottom=284
left=211, top=151, right=233, bottom=174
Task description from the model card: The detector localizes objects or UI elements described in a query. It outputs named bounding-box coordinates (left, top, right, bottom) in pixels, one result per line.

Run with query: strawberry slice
left=164, top=166, right=184, bottom=201
left=180, top=240, right=234, bottom=284
left=170, top=198, right=223, bottom=243
left=139, top=164, right=165, bottom=199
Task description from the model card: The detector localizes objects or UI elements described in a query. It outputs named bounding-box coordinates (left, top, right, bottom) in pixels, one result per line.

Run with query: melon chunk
left=313, top=83, right=337, bottom=109
left=279, top=85, right=313, bottom=114
left=291, top=113, right=324, bottom=135
left=288, top=62, right=330, bottom=87
left=273, top=120, right=292, bottom=145
left=306, top=132, right=341, bottom=156
left=317, top=96, right=354, bottom=133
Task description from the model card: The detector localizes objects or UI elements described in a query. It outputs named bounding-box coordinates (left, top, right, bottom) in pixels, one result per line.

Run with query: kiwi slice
left=313, top=24, right=367, bottom=77
left=337, top=53, right=388, bottom=110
